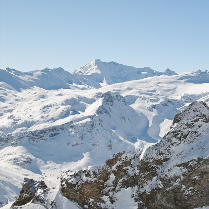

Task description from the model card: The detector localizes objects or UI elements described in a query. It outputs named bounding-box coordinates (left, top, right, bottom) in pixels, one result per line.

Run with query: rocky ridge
left=2, top=60, right=209, bottom=209
left=58, top=101, right=209, bottom=209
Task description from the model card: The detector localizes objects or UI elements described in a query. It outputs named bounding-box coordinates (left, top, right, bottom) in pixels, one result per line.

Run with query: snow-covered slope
left=3, top=60, right=209, bottom=92
left=60, top=101, right=209, bottom=209
left=2, top=72, right=209, bottom=141
left=1, top=60, right=209, bottom=208
left=0, top=68, right=73, bottom=91
left=0, top=91, right=148, bottom=208
left=73, top=59, right=177, bottom=87
left=178, top=70, right=209, bottom=83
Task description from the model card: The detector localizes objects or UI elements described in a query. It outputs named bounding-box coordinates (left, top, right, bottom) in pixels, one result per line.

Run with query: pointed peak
left=164, top=68, right=177, bottom=75
left=90, top=59, right=102, bottom=65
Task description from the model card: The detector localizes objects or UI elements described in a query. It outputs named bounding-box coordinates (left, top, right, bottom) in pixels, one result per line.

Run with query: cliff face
left=59, top=101, right=209, bottom=209
left=12, top=178, right=50, bottom=208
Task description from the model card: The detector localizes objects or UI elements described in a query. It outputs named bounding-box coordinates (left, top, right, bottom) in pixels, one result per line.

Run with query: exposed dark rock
left=12, top=178, right=49, bottom=208
left=60, top=101, right=209, bottom=209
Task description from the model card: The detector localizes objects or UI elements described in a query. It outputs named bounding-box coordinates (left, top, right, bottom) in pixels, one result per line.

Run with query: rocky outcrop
left=61, top=151, right=139, bottom=209
left=12, top=178, right=47, bottom=208
left=60, top=101, right=209, bottom=209
left=96, top=91, right=126, bottom=115
left=12, top=178, right=55, bottom=209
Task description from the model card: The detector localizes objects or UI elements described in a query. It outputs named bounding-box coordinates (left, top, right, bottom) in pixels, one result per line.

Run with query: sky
left=0, top=0, right=209, bottom=73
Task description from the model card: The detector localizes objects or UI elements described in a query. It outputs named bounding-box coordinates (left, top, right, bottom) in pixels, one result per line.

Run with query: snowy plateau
left=0, top=59, right=209, bottom=208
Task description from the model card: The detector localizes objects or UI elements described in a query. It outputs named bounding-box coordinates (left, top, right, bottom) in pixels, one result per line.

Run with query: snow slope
left=0, top=60, right=209, bottom=208
left=74, top=59, right=177, bottom=87
left=0, top=67, right=73, bottom=91
left=0, top=60, right=176, bottom=90
left=60, top=101, right=209, bottom=209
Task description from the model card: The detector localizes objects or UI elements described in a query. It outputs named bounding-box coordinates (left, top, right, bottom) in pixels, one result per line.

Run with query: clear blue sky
left=1, top=0, right=209, bottom=73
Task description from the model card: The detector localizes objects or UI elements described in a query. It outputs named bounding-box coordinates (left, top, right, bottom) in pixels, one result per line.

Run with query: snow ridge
left=1, top=60, right=209, bottom=209
left=59, top=101, right=209, bottom=209
left=74, top=59, right=177, bottom=87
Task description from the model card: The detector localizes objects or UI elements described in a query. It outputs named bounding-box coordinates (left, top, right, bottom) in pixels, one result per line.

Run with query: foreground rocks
left=12, top=178, right=55, bottom=209
left=60, top=101, right=209, bottom=209
left=13, top=101, right=209, bottom=209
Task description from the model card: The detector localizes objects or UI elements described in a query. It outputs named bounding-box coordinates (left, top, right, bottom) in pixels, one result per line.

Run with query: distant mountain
left=0, top=61, right=177, bottom=90
left=178, top=70, right=209, bottom=83
left=73, top=59, right=177, bottom=87
left=0, top=67, right=73, bottom=90
left=2, top=60, right=209, bottom=209
left=3, top=60, right=209, bottom=92
left=0, top=68, right=28, bottom=90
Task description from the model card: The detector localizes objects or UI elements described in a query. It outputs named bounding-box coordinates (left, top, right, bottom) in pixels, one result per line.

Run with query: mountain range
left=0, top=59, right=177, bottom=90
left=1, top=60, right=209, bottom=209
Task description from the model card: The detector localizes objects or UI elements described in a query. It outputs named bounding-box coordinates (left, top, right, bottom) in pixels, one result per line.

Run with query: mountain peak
left=164, top=68, right=177, bottom=75
left=60, top=99, right=209, bottom=209
left=74, top=59, right=177, bottom=87
left=90, top=58, right=102, bottom=65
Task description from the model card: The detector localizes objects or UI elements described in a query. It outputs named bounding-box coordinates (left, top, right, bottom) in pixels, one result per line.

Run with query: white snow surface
left=114, top=188, right=138, bottom=209
left=1, top=60, right=209, bottom=208
left=74, top=59, right=177, bottom=87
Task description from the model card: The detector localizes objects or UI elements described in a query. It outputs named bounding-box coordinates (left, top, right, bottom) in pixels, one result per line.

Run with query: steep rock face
left=60, top=101, right=209, bottom=209
left=60, top=151, right=140, bottom=209
left=11, top=178, right=53, bottom=208
left=134, top=101, right=209, bottom=209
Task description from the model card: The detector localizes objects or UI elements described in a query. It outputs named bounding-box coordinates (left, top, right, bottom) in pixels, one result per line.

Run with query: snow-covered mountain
left=74, top=59, right=177, bottom=87
left=3, top=60, right=209, bottom=91
left=1, top=60, right=209, bottom=208
left=0, top=60, right=176, bottom=90
left=178, top=69, right=209, bottom=83
left=0, top=67, right=73, bottom=91
left=59, top=101, right=209, bottom=209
